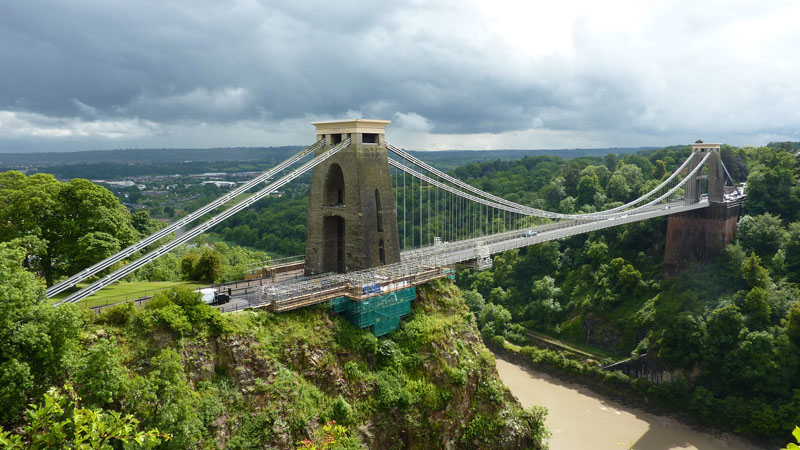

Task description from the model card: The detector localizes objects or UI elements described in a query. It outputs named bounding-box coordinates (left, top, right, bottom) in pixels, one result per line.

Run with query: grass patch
left=48, top=280, right=200, bottom=308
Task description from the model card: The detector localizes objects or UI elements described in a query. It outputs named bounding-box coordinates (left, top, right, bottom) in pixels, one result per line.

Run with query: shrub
left=460, top=412, right=503, bottom=444
left=329, top=395, right=353, bottom=425
left=135, top=287, right=230, bottom=337
left=335, top=320, right=378, bottom=356
left=97, top=302, right=137, bottom=326
left=559, top=316, right=585, bottom=342
left=375, top=370, right=410, bottom=410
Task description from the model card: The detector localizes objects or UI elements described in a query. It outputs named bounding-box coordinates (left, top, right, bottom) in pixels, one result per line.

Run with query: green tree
left=606, top=173, right=631, bottom=203
left=603, top=153, right=618, bottom=171
left=622, top=154, right=653, bottom=178
left=477, top=303, right=512, bottom=335
left=0, top=172, right=139, bottom=286
left=123, top=349, right=202, bottom=449
left=744, top=148, right=800, bottom=221
left=594, top=165, right=611, bottom=188
left=131, top=210, right=163, bottom=236
left=784, top=303, right=800, bottom=346
left=618, top=163, right=645, bottom=196
left=656, top=314, right=707, bottom=368
left=721, top=146, right=749, bottom=182
left=609, top=257, right=642, bottom=295
left=576, top=174, right=600, bottom=207
left=743, top=287, right=771, bottom=326
left=0, top=241, right=84, bottom=424
left=652, top=160, right=667, bottom=180
left=540, top=177, right=565, bottom=210
left=192, top=248, right=224, bottom=283
left=784, top=223, right=800, bottom=281
left=525, top=276, right=562, bottom=327
left=703, top=304, right=745, bottom=378
left=741, top=253, right=770, bottom=289
left=586, top=241, right=608, bottom=265
left=72, top=339, right=126, bottom=408
left=737, top=214, right=786, bottom=259
left=470, top=270, right=496, bottom=300
left=462, top=290, right=486, bottom=314
left=73, top=232, right=122, bottom=272
left=180, top=252, right=199, bottom=280
left=562, top=161, right=581, bottom=197
left=518, top=241, right=561, bottom=280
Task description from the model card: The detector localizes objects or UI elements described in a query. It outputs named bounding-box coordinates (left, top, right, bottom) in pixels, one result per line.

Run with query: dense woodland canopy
left=450, top=143, right=800, bottom=439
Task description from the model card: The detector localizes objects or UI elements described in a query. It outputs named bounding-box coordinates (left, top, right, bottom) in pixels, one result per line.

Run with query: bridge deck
left=254, top=266, right=447, bottom=312
left=246, top=199, right=713, bottom=312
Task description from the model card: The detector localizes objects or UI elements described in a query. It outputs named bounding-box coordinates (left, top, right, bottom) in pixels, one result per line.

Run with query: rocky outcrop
left=163, top=279, right=546, bottom=449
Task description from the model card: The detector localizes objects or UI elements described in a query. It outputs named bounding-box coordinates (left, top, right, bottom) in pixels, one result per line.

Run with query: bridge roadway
left=223, top=198, right=713, bottom=314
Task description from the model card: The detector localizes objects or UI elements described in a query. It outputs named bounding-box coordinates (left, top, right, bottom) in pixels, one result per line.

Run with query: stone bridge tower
left=304, top=119, right=401, bottom=276
left=664, top=141, right=742, bottom=273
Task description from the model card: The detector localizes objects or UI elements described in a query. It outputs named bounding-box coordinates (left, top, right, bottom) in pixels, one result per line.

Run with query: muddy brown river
left=495, top=356, right=766, bottom=450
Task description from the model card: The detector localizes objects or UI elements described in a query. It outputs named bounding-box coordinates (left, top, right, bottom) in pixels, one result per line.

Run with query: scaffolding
left=331, top=287, right=417, bottom=336
left=254, top=260, right=451, bottom=313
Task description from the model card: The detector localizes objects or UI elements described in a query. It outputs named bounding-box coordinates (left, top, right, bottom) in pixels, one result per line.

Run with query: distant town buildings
left=202, top=180, right=238, bottom=188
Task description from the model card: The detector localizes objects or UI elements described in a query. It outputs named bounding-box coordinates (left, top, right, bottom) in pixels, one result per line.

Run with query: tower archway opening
left=325, top=163, right=345, bottom=206
left=323, top=215, right=346, bottom=273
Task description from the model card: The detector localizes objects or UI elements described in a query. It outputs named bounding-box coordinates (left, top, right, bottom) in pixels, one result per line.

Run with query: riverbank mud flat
left=494, top=355, right=767, bottom=450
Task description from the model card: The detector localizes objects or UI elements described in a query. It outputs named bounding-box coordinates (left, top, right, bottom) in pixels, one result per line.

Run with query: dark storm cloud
left=1, top=0, right=799, bottom=151
left=0, top=0, right=571, bottom=134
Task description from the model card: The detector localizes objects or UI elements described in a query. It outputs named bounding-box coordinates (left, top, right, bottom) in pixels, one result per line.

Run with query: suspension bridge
left=49, top=119, right=745, bottom=336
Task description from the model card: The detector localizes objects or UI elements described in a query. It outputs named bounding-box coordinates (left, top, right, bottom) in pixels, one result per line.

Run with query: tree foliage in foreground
left=0, top=385, right=168, bottom=449
left=0, top=240, right=84, bottom=424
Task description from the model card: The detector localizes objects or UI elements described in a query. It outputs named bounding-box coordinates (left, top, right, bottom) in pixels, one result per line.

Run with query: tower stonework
left=664, top=142, right=740, bottom=273
left=304, top=119, right=401, bottom=276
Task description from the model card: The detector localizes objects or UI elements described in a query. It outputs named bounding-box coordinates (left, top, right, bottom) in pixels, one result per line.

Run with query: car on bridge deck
left=196, top=288, right=217, bottom=304
left=195, top=288, right=229, bottom=305
left=523, top=229, right=538, bottom=237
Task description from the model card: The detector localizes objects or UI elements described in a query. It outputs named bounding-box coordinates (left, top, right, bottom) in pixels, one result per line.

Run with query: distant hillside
left=767, top=141, right=800, bottom=151
left=406, top=147, right=656, bottom=171
left=0, top=145, right=657, bottom=176
left=0, top=146, right=302, bottom=167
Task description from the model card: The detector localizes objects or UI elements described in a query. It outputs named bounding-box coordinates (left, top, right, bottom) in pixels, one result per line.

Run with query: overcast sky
left=1, top=0, right=799, bottom=153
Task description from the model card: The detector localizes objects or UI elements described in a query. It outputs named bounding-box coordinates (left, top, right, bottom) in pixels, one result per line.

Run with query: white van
left=195, top=288, right=217, bottom=304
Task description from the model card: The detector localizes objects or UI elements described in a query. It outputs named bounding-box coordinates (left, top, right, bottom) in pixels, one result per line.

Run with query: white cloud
left=394, top=112, right=434, bottom=132
left=0, top=111, right=161, bottom=140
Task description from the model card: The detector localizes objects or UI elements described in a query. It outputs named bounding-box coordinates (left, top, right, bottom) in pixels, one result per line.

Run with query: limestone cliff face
left=176, top=279, right=547, bottom=449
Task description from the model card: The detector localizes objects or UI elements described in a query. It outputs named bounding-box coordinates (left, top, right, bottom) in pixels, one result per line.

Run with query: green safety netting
left=331, top=287, right=417, bottom=336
